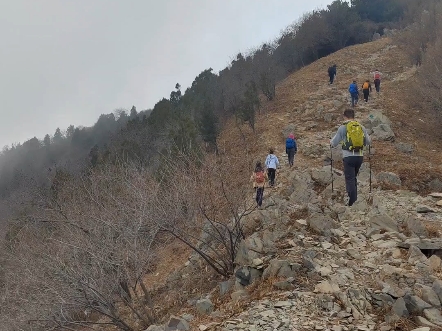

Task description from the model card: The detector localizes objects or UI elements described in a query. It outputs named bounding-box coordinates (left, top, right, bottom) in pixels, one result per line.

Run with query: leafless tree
left=1, top=162, right=162, bottom=331
left=152, top=148, right=255, bottom=278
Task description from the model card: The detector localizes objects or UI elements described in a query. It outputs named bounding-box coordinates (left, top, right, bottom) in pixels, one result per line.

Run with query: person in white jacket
left=265, top=148, right=279, bottom=187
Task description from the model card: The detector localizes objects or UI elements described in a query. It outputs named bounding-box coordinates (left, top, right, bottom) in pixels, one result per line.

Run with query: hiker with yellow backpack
left=330, top=109, right=371, bottom=206
left=250, top=161, right=268, bottom=208
left=362, top=80, right=372, bottom=102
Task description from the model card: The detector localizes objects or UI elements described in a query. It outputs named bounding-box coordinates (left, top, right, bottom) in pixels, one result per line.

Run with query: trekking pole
left=330, top=146, right=334, bottom=193
left=369, top=145, right=372, bottom=193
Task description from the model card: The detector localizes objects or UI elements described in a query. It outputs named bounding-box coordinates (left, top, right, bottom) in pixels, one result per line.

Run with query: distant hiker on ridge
left=330, top=109, right=371, bottom=206
left=250, top=161, right=268, bottom=208
left=362, top=79, right=372, bottom=102
left=265, top=148, right=279, bottom=187
left=328, top=64, right=337, bottom=84
left=348, top=80, right=359, bottom=107
left=285, top=133, right=297, bottom=168
left=372, top=69, right=382, bottom=93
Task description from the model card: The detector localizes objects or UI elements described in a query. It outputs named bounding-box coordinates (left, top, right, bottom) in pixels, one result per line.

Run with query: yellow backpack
left=363, top=82, right=370, bottom=89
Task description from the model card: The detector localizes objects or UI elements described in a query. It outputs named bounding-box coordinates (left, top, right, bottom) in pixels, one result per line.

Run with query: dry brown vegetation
left=0, top=142, right=258, bottom=330
left=3, top=5, right=442, bottom=330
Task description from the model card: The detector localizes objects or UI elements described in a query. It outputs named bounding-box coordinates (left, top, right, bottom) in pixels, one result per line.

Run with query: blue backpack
left=349, top=83, right=358, bottom=94
left=286, top=138, right=295, bottom=149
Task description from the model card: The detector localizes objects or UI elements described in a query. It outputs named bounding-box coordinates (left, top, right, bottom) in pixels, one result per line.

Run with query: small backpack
left=286, top=138, right=295, bottom=149
left=255, top=171, right=265, bottom=184
left=374, top=72, right=381, bottom=80
left=343, top=121, right=364, bottom=151
left=363, top=82, right=369, bottom=89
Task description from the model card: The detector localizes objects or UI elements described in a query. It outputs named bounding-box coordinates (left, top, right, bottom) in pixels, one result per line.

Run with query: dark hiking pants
left=287, top=148, right=296, bottom=167
left=363, top=89, right=370, bottom=102
left=351, top=93, right=359, bottom=107
left=329, top=74, right=335, bottom=84
left=374, top=79, right=380, bottom=92
left=255, top=187, right=264, bottom=206
left=267, top=168, right=276, bottom=186
left=343, top=156, right=363, bottom=206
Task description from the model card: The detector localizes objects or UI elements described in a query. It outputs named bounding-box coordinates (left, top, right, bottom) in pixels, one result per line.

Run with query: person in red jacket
left=372, top=70, right=382, bottom=93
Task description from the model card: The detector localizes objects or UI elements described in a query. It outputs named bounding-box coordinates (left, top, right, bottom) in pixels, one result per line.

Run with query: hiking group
left=347, top=69, right=382, bottom=107
left=250, top=66, right=378, bottom=209
left=251, top=134, right=298, bottom=208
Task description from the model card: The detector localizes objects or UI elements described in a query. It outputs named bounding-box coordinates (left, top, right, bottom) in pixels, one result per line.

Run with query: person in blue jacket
left=348, top=80, right=359, bottom=107
left=285, top=133, right=297, bottom=167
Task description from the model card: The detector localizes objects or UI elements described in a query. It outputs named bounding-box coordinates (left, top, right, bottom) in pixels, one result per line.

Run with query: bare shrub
left=1, top=143, right=256, bottom=330
left=2, top=162, right=161, bottom=331
left=152, top=149, right=255, bottom=278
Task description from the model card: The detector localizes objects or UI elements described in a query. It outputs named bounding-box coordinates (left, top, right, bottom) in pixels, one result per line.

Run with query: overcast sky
left=0, top=0, right=334, bottom=147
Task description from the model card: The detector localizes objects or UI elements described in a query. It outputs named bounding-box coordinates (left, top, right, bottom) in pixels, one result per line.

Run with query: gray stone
left=376, top=172, right=401, bottom=188
left=415, top=316, right=438, bottom=328
left=262, top=259, right=299, bottom=280
left=235, top=233, right=269, bottom=265
left=165, top=316, right=190, bottom=331
left=406, top=216, right=428, bottom=237
left=347, top=248, right=362, bottom=260
left=371, top=292, right=395, bottom=307
left=145, top=326, right=164, bottom=331
left=195, top=299, right=213, bottom=315
left=403, top=294, right=432, bottom=314
left=363, top=112, right=392, bottom=131
left=408, top=245, right=428, bottom=264
left=419, top=285, right=441, bottom=307
left=311, top=166, right=333, bottom=185
left=370, top=213, right=398, bottom=232
left=289, top=173, right=317, bottom=203
left=372, top=124, right=395, bottom=141
left=410, top=328, right=430, bottom=331
left=386, top=297, right=409, bottom=322
left=273, top=280, right=295, bottom=291
left=219, top=279, right=234, bottom=296
left=235, top=266, right=262, bottom=286
left=314, top=280, right=341, bottom=294
left=428, top=255, right=442, bottom=271
left=395, top=142, right=414, bottom=153
left=274, top=301, right=292, bottom=308
left=307, top=212, right=338, bottom=236
left=381, top=282, right=406, bottom=299
left=432, top=280, right=442, bottom=304
left=417, top=205, right=436, bottom=213
left=423, top=308, right=442, bottom=326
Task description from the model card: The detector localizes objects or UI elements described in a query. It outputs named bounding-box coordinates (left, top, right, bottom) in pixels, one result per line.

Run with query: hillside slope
left=181, top=37, right=442, bottom=331
left=109, top=38, right=442, bottom=331
left=219, top=37, right=442, bottom=192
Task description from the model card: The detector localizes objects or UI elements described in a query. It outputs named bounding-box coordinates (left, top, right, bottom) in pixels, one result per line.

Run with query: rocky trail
left=147, top=38, right=442, bottom=331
